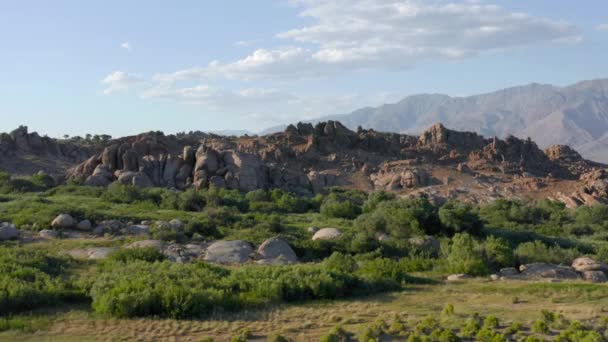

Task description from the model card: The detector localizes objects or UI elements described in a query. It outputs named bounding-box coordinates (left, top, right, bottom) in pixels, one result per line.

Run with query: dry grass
left=2, top=279, right=608, bottom=341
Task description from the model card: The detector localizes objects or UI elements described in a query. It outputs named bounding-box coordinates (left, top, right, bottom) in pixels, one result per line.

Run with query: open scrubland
left=3, top=173, right=608, bottom=341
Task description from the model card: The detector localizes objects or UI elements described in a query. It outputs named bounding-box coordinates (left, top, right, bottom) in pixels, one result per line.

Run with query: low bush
left=515, top=241, right=580, bottom=265
left=108, top=247, right=166, bottom=263
left=0, top=247, right=84, bottom=314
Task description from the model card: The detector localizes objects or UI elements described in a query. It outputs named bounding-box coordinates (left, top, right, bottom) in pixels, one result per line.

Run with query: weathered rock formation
left=0, top=121, right=605, bottom=207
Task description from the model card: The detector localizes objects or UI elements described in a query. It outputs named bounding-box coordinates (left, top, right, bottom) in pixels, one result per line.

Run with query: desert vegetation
left=2, top=173, right=608, bottom=339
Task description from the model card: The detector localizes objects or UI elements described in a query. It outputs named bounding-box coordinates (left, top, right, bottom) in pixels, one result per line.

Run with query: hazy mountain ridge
left=264, top=79, right=608, bottom=162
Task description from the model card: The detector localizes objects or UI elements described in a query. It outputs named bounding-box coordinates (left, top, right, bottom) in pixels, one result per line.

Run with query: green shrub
left=267, top=332, right=290, bottom=342
left=445, top=233, right=489, bottom=276
left=321, top=198, right=361, bottom=219
left=439, top=201, right=482, bottom=236
left=482, top=236, right=515, bottom=270
left=362, top=191, right=396, bottom=213
left=230, top=328, right=252, bottom=342
left=101, top=183, right=142, bottom=204
left=532, top=319, right=550, bottom=334
left=515, top=241, right=579, bottom=265
left=482, top=315, right=499, bottom=329
left=0, top=247, right=84, bottom=314
left=108, top=247, right=166, bottom=263
left=320, top=325, right=350, bottom=342
left=460, top=316, right=482, bottom=338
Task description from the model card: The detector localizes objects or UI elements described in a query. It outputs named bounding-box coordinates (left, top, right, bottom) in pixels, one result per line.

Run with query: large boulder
left=76, top=220, right=92, bottom=231
left=126, top=225, right=150, bottom=235
left=51, top=214, right=76, bottom=229
left=312, top=228, right=342, bottom=241
left=519, top=263, right=580, bottom=280
left=256, top=237, right=297, bottom=264
left=118, top=171, right=154, bottom=188
left=164, top=243, right=205, bottom=263
left=572, top=257, right=608, bottom=272
left=204, top=240, right=253, bottom=264
left=0, top=223, right=20, bottom=241
left=39, top=229, right=59, bottom=239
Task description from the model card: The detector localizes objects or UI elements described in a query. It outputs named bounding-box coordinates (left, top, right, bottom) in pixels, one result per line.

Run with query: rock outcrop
left=312, top=228, right=342, bottom=241
left=0, top=121, right=603, bottom=206
left=256, top=237, right=298, bottom=264
left=51, top=214, right=76, bottom=229
left=518, top=263, right=580, bottom=280
left=204, top=240, right=253, bottom=264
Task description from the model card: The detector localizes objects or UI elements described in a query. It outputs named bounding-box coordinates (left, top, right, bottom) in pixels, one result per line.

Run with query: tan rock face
left=256, top=237, right=297, bottom=263
left=572, top=257, right=608, bottom=272
left=44, top=120, right=601, bottom=202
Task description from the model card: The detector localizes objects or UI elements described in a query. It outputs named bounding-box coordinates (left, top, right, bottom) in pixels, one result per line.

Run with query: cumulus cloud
left=597, top=24, right=608, bottom=31
left=155, top=0, right=580, bottom=82
left=100, top=71, right=142, bottom=94
left=121, top=42, right=132, bottom=50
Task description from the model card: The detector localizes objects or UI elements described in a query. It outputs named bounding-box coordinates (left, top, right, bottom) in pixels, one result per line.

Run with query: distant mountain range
left=263, top=79, right=608, bottom=163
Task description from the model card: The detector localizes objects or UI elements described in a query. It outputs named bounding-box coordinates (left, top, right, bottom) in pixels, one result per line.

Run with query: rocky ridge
left=1, top=121, right=607, bottom=207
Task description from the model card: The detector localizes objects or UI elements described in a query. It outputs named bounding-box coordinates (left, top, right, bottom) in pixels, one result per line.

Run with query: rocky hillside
left=265, top=79, right=608, bottom=163
left=0, top=126, right=100, bottom=177
left=55, top=120, right=605, bottom=208
left=2, top=120, right=607, bottom=208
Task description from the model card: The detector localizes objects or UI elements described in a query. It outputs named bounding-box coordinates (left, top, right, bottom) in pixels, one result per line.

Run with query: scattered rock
left=446, top=274, right=471, bottom=281
left=256, top=237, right=297, bottom=264
left=164, top=243, right=204, bottom=263
left=39, top=229, right=59, bottom=239
left=498, top=267, right=519, bottom=277
left=65, top=247, right=118, bottom=260
left=581, top=271, right=607, bottom=283
left=51, top=214, right=76, bottom=229
left=312, top=228, right=342, bottom=241
left=127, top=225, right=150, bottom=235
left=76, top=220, right=92, bottom=231
left=204, top=240, right=253, bottom=264
left=519, top=263, right=579, bottom=280
left=0, top=223, right=20, bottom=241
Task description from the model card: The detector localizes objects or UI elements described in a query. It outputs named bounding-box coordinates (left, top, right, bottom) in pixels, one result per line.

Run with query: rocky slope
left=1, top=121, right=606, bottom=208
left=264, top=79, right=608, bottom=163
left=56, top=121, right=605, bottom=208
left=0, top=126, right=99, bottom=177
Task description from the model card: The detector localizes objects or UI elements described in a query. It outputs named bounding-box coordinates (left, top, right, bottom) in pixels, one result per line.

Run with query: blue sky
left=1, top=0, right=607, bottom=137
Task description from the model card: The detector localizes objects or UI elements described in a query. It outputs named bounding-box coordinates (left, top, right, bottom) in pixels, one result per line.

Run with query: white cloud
left=121, top=42, right=132, bottom=50
left=155, top=0, right=580, bottom=82
left=235, top=40, right=259, bottom=47
left=142, top=85, right=296, bottom=108
left=141, top=83, right=377, bottom=128
left=100, top=71, right=142, bottom=94
left=597, top=24, right=608, bottom=31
